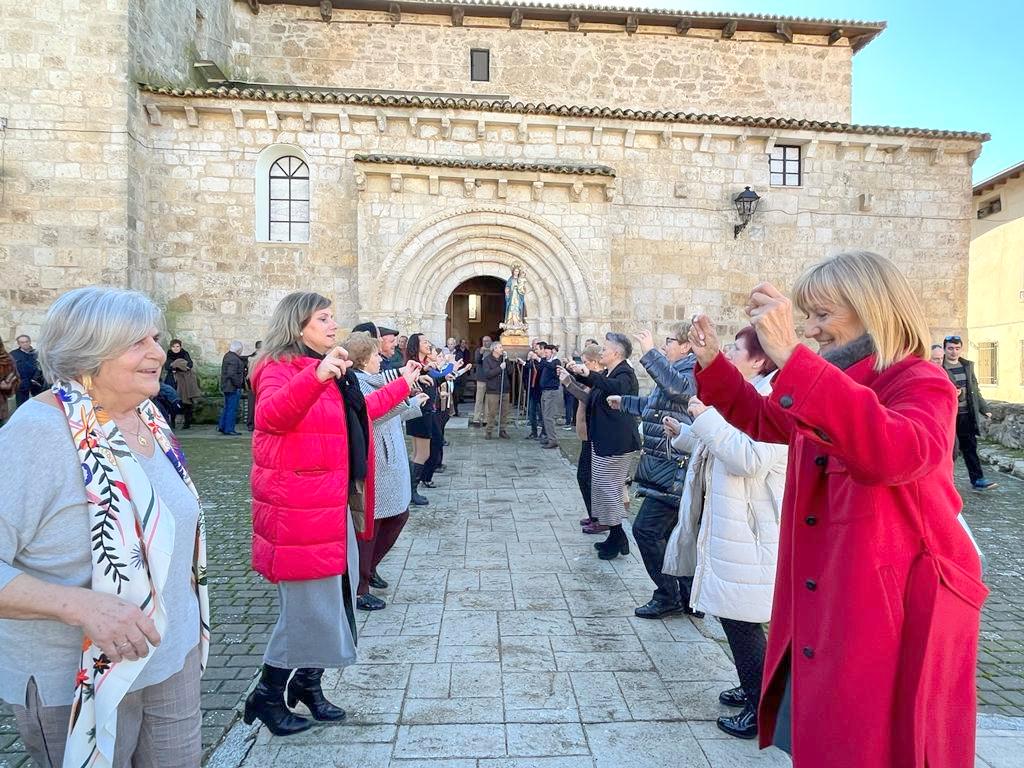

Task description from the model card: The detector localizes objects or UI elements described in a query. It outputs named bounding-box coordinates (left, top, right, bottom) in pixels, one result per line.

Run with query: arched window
left=268, top=157, right=310, bottom=242
left=255, top=145, right=311, bottom=243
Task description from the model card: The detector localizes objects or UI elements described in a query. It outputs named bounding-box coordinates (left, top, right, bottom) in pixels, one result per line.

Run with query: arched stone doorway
left=445, top=276, right=505, bottom=346
left=371, top=205, right=598, bottom=351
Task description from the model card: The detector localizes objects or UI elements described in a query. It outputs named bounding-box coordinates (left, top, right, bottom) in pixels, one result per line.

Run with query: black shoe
left=286, top=667, right=347, bottom=722
left=225, top=431, right=241, bottom=436
left=499, top=431, right=511, bottom=439
left=684, top=606, right=706, bottom=619
left=717, top=704, right=758, bottom=739
left=718, top=686, right=747, bottom=708
left=422, top=479, right=437, bottom=488
left=357, top=593, right=387, bottom=611
left=525, top=433, right=537, bottom=440
left=634, top=599, right=684, bottom=619
left=369, top=571, right=388, bottom=589
left=596, top=536, right=630, bottom=561
left=243, top=665, right=314, bottom=736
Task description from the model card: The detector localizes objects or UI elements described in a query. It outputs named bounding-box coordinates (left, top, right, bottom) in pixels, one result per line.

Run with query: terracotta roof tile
left=354, top=153, right=615, bottom=176
left=139, top=84, right=989, bottom=142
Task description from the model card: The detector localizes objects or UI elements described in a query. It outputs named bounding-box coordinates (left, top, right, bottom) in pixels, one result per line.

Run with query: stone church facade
left=0, top=0, right=988, bottom=360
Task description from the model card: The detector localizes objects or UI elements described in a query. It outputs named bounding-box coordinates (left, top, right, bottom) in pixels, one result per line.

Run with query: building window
left=1020, top=340, right=1024, bottom=385
left=470, top=49, right=490, bottom=82
left=268, top=156, right=310, bottom=243
left=977, top=196, right=1002, bottom=220
left=468, top=294, right=481, bottom=322
left=977, top=342, right=997, bottom=385
left=769, top=145, right=801, bottom=187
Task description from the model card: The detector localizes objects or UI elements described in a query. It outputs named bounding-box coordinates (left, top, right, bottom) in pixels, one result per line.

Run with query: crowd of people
left=0, top=249, right=997, bottom=767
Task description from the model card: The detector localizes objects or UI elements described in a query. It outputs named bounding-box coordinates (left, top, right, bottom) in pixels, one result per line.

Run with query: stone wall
left=237, top=4, right=853, bottom=122
left=983, top=401, right=1024, bottom=450
left=0, top=0, right=134, bottom=340
left=134, top=93, right=980, bottom=363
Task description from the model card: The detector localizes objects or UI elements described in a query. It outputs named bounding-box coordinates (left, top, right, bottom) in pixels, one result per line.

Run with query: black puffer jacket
left=620, top=350, right=697, bottom=504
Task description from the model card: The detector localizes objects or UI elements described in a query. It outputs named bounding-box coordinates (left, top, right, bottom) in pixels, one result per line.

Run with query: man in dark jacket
left=219, top=340, right=246, bottom=435
left=482, top=341, right=510, bottom=439
left=470, top=335, right=492, bottom=427
left=942, top=335, right=997, bottom=490
left=11, top=335, right=45, bottom=406
left=537, top=343, right=563, bottom=448
left=610, top=325, right=702, bottom=618
left=519, top=340, right=547, bottom=440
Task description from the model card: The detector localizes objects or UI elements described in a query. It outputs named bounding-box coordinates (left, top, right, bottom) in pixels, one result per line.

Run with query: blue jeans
left=219, top=390, right=241, bottom=433
left=527, top=389, right=544, bottom=435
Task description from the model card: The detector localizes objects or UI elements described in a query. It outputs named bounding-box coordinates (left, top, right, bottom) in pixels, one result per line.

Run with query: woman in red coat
left=244, top=292, right=418, bottom=737
left=689, top=251, right=986, bottom=768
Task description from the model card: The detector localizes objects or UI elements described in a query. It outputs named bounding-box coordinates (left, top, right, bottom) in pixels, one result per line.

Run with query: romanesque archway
left=371, top=205, right=596, bottom=349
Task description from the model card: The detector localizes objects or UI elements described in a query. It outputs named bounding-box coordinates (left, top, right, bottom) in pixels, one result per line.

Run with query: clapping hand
left=557, top=365, right=571, bottom=385
left=412, top=392, right=430, bottom=407
left=688, top=315, right=720, bottom=368
left=417, top=374, right=433, bottom=387
left=662, top=416, right=682, bottom=439
left=745, top=282, right=799, bottom=368
left=688, top=396, right=709, bottom=418
left=633, top=329, right=656, bottom=354
left=316, top=346, right=351, bottom=382
left=401, top=360, right=423, bottom=387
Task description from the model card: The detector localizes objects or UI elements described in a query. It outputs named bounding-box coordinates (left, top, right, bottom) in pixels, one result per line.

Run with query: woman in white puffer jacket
left=662, top=326, right=788, bottom=741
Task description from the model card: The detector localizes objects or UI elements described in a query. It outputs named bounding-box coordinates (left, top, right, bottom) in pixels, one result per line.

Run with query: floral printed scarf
left=55, top=382, right=210, bottom=768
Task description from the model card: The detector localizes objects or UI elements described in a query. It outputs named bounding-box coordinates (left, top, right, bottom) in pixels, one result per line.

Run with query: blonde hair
left=792, top=251, right=930, bottom=371
left=261, top=292, right=331, bottom=361
left=344, top=331, right=380, bottom=369
left=581, top=344, right=602, bottom=363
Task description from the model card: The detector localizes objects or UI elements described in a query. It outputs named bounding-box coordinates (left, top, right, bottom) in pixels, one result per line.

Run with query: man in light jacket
left=608, top=325, right=700, bottom=619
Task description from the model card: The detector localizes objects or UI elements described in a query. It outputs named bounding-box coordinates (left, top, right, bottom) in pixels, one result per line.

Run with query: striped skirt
left=590, top=446, right=633, bottom=526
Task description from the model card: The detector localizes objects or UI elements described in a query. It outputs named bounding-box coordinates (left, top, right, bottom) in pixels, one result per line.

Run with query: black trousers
left=422, top=413, right=444, bottom=482
left=954, top=413, right=985, bottom=484
left=170, top=404, right=193, bottom=430
left=719, top=617, right=767, bottom=710
left=632, top=494, right=693, bottom=606
left=577, top=440, right=593, bottom=517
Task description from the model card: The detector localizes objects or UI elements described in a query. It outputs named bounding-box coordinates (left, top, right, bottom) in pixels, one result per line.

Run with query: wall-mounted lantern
left=733, top=186, right=761, bottom=238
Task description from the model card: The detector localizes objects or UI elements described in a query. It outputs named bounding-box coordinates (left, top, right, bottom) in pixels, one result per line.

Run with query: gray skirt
left=591, top=446, right=633, bottom=526
left=263, top=512, right=360, bottom=669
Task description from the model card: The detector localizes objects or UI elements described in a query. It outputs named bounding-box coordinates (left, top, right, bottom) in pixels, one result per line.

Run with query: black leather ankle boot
left=286, top=667, right=347, bottom=722
left=410, top=462, right=429, bottom=506
left=243, top=665, right=313, bottom=736
left=717, top=702, right=758, bottom=739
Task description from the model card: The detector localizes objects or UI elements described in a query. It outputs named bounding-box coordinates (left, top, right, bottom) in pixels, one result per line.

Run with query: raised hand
left=745, top=282, right=799, bottom=368
left=688, top=314, right=720, bottom=368
left=316, top=346, right=350, bottom=382
left=633, top=329, right=655, bottom=355
left=401, top=360, right=422, bottom=387
left=412, top=392, right=430, bottom=407
left=606, top=395, right=622, bottom=410
left=687, top=396, right=709, bottom=419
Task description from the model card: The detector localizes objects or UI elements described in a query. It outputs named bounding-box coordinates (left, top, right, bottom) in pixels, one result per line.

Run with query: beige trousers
left=13, top=646, right=202, bottom=768
left=472, top=380, right=487, bottom=423
left=484, top=392, right=508, bottom=434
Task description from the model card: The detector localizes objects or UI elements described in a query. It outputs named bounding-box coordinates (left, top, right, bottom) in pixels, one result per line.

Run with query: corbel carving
left=390, top=173, right=403, bottom=192
left=184, top=106, right=198, bottom=127
left=338, top=111, right=350, bottom=133
left=354, top=171, right=366, bottom=191
left=247, top=0, right=259, bottom=15
left=532, top=181, right=544, bottom=201
left=441, top=116, right=452, bottom=139
left=302, top=107, right=313, bottom=132
left=497, top=179, right=508, bottom=199
left=388, top=3, right=401, bottom=23
left=376, top=113, right=388, bottom=133
left=266, top=109, right=278, bottom=130
left=517, top=121, right=528, bottom=143
left=145, top=104, right=161, bottom=125
left=510, top=9, right=523, bottom=29
left=859, top=192, right=874, bottom=212
left=476, top=120, right=486, bottom=138
left=429, top=175, right=439, bottom=195
left=452, top=7, right=464, bottom=26
left=232, top=108, right=244, bottom=128
left=592, top=126, right=603, bottom=146
left=568, top=13, right=580, bottom=31
left=625, top=15, right=638, bottom=34
left=722, top=20, right=737, bottom=39
left=463, top=177, right=477, bottom=197
left=319, top=0, right=332, bottom=22
left=930, top=146, right=945, bottom=166
left=571, top=181, right=584, bottom=201
left=556, top=125, right=566, bottom=145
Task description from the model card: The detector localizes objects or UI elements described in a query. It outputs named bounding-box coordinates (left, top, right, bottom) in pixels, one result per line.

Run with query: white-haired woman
left=247, top=293, right=419, bottom=736
left=0, top=287, right=210, bottom=767
left=689, top=251, right=987, bottom=768
left=218, top=340, right=245, bottom=436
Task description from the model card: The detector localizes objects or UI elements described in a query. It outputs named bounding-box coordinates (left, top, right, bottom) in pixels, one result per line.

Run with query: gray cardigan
left=356, top=371, right=421, bottom=519
left=0, top=400, right=200, bottom=706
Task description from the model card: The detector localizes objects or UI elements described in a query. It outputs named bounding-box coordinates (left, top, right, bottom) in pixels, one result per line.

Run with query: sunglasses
left=944, top=336, right=962, bottom=344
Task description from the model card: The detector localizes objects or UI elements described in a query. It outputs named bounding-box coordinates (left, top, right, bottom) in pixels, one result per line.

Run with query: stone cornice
left=138, top=84, right=990, bottom=143
left=255, top=1, right=886, bottom=52
left=354, top=154, right=615, bottom=177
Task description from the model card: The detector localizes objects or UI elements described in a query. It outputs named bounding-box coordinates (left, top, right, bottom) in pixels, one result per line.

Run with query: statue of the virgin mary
left=500, top=263, right=528, bottom=335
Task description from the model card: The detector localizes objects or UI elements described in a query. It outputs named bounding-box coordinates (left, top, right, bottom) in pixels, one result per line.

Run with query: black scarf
left=302, top=345, right=369, bottom=482
left=821, top=333, right=875, bottom=371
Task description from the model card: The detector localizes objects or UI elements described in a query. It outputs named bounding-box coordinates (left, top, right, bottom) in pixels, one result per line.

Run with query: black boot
left=717, top=702, right=758, bottom=739
left=596, top=525, right=630, bottom=560
left=286, top=667, right=347, bottom=722
left=243, top=665, right=314, bottom=736
left=410, top=463, right=429, bottom=506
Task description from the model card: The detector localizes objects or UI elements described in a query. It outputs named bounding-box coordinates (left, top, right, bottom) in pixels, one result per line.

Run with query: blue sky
left=585, top=0, right=1021, bottom=182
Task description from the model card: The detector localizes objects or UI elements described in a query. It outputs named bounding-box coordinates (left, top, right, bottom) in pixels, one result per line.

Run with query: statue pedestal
left=500, top=331, right=530, bottom=351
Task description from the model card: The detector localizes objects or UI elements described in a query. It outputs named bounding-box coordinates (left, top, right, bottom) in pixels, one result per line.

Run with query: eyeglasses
left=665, top=337, right=683, bottom=345
left=944, top=336, right=962, bottom=344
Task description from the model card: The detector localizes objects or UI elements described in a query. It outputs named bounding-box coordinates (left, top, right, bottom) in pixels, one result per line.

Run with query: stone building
left=0, top=0, right=988, bottom=362
left=968, top=161, right=1024, bottom=404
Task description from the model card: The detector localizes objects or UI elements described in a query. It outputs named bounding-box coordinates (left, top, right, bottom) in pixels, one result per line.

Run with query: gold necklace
left=120, top=412, right=149, bottom=448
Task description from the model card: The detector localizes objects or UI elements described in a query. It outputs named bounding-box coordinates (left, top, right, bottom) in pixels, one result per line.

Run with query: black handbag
left=633, top=436, right=688, bottom=499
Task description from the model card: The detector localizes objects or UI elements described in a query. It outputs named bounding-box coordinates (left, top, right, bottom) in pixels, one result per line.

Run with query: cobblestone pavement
left=2, top=426, right=1023, bottom=767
